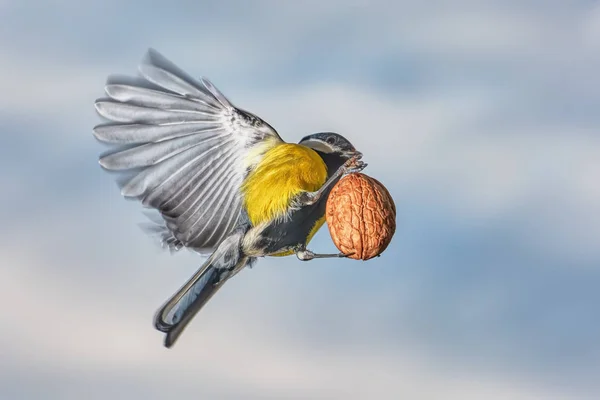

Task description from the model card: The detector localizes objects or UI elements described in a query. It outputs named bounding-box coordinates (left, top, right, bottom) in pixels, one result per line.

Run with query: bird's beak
left=346, top=150, right=362, bottom=159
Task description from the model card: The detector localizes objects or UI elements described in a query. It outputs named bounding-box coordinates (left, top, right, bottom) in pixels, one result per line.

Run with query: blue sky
left=1, top=1, right=600, bottom=399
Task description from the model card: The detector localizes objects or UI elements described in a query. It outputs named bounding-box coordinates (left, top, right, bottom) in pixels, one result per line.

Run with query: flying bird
left=93, top=49, right=365, bottom=347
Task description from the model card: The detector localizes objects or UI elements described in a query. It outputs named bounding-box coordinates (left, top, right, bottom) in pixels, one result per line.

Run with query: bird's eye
left=326, top=137, right=336, bottom=145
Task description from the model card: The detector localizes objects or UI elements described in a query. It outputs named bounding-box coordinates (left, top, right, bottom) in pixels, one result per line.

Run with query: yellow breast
left=241, top=143, right=327, bottom=226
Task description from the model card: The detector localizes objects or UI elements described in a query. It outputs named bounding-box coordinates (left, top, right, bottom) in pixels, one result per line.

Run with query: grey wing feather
left=94, top=48, right=282, bottom=252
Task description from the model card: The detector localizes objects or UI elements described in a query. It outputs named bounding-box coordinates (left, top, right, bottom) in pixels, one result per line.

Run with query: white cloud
left=581, top=2, right=600, bottom=46
left=0, top=238, right=578, bottom=400
left=6, top=51, right=600, bottom=259
left=244, top=83, right=600, bottom=218
left=2, top=1, right=600, bottom=398
left=1, top=184, right=597, bottom=399
left=0, top=51, right=106, bottom=122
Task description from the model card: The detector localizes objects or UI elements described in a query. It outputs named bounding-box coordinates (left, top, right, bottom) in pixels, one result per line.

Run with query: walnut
left=326, top=173, right=396, bottom=260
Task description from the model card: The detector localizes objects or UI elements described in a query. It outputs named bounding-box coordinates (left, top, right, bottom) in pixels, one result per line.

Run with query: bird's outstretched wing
left=94, top=49, right=282, bottom=252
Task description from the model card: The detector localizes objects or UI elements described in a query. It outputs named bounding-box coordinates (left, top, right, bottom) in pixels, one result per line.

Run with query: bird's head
left=299, top=132, right=361, bottom=160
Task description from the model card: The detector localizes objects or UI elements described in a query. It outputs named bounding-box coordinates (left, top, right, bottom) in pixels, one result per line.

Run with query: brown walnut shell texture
left=326, top=173, right=396, bottom=260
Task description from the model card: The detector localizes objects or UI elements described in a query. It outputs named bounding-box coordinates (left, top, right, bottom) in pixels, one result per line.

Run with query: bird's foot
left=296, top=248, right=355, bottom=261
left=343, top=158, right=367, bottom=175
left=295, top=155, right=367, bottom=207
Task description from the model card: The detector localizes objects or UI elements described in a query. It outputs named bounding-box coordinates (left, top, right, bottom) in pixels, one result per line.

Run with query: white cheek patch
left=299, top=139, right=333, bottom=153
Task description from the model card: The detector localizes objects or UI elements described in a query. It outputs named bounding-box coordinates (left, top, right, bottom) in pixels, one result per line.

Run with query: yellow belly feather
left=241, top=143, right=328, bottom=228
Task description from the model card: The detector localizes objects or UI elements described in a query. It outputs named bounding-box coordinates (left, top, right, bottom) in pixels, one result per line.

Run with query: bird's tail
left=154, top=231, right=249, bottom=348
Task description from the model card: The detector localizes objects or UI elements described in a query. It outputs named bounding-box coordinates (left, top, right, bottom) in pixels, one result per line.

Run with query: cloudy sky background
left=2, top=1, right=600, bottom=399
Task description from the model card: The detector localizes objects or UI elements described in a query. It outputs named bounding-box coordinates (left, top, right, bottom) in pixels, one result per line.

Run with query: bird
left=93, top=49, right=366, bottom=348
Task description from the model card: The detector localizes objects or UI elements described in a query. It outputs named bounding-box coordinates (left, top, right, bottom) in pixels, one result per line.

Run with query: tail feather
left=162, top=267, right=221, bottom=348
left=153, top=231, right=248, bottom=348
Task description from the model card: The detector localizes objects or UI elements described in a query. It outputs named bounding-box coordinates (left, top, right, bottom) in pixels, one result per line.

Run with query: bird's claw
left=343, top=159, right=367, bottom=175
left=348, top=161, right=367, bottom=174
left=296, top=249, right=356, bottom=261
left=342, top=153, right=367, bottom=174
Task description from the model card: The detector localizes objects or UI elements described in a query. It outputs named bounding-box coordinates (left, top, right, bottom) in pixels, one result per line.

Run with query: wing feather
left=175, top=160, right=239, bottom=232
left=94, top=48, right=283, bottom=251
left=93, top=123, right=221, bottom=144
left=99, top=130, right=225, bottom=170
left=119, top=135, right=227, bottom=198
left=154, top=143, right=239, bottom=215
left=95, top=101, right=217, bottom=124
left=105, top=84, right=220, bottom=113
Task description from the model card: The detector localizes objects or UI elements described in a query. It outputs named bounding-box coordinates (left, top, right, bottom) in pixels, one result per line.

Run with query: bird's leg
left=297, top=155, right=367, bottom=206
left=295, top=245, right=355, bottom=261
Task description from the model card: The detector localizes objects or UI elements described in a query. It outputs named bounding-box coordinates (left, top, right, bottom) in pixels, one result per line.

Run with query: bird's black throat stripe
left=257, top=151, right=347, bottom=255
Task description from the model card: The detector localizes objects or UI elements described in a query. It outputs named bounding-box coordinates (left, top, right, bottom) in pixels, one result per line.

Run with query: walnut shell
left=326, top=173, right=396, bottom=260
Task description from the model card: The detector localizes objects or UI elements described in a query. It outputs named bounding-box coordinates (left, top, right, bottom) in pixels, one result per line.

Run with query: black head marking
left=299, top=132, right=357, bottom=156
